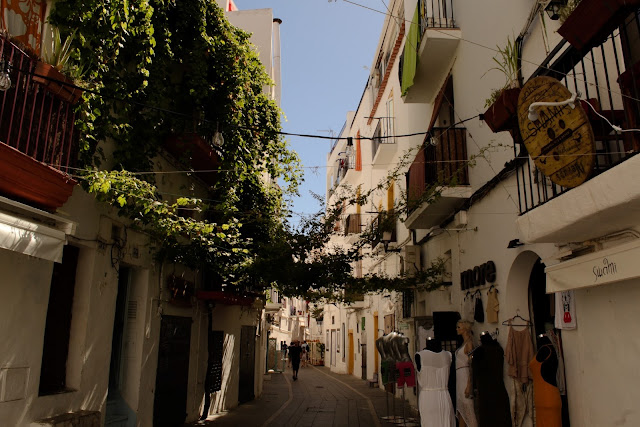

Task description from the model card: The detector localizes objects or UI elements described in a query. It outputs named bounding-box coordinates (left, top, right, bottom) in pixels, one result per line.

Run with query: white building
left=0, top=1, right=283, bottom=425
left=326, top=0, right=640, bottom=425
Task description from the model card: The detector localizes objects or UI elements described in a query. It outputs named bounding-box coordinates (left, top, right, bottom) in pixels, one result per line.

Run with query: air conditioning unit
left=403, top=245, right=421, bottom=276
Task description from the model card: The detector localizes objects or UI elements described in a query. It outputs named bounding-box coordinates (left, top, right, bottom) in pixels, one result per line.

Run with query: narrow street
left=188, top=365, right=419, bottom=427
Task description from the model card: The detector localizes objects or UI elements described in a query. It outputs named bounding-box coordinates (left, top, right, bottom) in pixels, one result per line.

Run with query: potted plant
left=33, top=27, right=82, bottom=104
left=558, top=0, right=640, bottom=51
left=482, top=36, right=522, bottom=133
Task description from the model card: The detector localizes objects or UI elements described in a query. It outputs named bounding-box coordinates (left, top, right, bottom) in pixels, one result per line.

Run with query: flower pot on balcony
left=558, top=0, right=640, bottom=51
left=32, top=62, right=83, bottom=104
left=483, top=88, right=521, bottom=133
left=0, top=143, right=76, bottom=212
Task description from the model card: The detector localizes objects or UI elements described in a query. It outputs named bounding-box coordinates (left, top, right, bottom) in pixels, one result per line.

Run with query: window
left=39, top=245, right=80, bottom=395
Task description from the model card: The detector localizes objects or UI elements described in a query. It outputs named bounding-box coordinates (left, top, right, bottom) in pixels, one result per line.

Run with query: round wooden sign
left=518, top=76, right=595, bottom=188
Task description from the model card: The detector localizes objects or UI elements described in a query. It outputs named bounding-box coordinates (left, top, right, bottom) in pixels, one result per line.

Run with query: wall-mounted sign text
left=460, top=261, right=496, bottom=290
left=593, top=258, right=617, bottom=283
left=518, top=76, right=595, bottom=188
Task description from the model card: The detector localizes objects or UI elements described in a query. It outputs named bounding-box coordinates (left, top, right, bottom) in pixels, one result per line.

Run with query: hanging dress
left=415, top=350, right=456, bottom=427
left=485, top=288, right=500, bottom=323
left=455, top=345, right=478, bottom=427
left=472, top=339, right=512, bottom=427
left=529, top=345, right=562, bottom=427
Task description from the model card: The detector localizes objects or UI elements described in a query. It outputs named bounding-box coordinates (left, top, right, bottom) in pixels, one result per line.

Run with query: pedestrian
left=289, top=340, right=302, bottom=380
left=301, top=340, right=308, bottom=367
left=288, top=341, right=294, bottom=367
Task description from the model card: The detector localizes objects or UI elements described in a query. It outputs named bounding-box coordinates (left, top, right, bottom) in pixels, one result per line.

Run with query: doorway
left=153, top=315, right=192, bottom=426
left=361, top=344, right=367, bottom=380
left=348, top=331, right=354, bottom=375
left=330, top=330, right=336, bottom=366
left=238, top=325, right=256, bottom=404
left=528, top=258, right=571, bottom=426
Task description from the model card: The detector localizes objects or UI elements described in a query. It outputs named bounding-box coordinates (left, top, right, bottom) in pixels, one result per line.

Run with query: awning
left=546, top=239, right=640, bottom=293
left=0, top=211, right=66, bottom=263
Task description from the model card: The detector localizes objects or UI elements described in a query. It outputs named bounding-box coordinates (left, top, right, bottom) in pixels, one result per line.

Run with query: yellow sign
left=518, top=76, right=595, bottom=188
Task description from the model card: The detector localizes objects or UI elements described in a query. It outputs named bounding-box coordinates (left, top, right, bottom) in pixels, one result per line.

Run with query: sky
left=237, top=0, right=386, bottom=224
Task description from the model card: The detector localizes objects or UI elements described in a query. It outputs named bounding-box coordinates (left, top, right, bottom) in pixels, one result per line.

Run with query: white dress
left=415, top=350, right=456, bottom=427
left=455, top=345, right=478, bottom=427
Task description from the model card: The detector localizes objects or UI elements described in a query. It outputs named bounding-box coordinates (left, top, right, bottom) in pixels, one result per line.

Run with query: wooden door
left=348, top=331, right=354, bottom=375
left=361, top=344, right=367, bottom=380
left=238, top=325, right=256, bottom=404
left=153, top=316, right=191, bottom=427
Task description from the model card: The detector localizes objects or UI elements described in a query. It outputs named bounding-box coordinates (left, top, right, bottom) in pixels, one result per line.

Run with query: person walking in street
left=301, top=340, right=308, bottom=368
left=289, top=340, right=302, bottom=380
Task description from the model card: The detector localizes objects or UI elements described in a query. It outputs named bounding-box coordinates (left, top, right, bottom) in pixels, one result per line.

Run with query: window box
left=558, top=0, right=640, bottom=51
left=483, top=88, right=521, bottom=133
left=32, top=62, right=83, bottom=104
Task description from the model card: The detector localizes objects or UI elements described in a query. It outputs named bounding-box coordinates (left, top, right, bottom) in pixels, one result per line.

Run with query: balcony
left=164, top=133, right=221, bottom=186
left=344, top=213, right=362, bottom=243
left=402, top=0, right=461, bottom=103
left=515, top=13, right=640, bottom=243
left=372, top=118, right=397, bottom=169
left=405, top=127, right=471, bottom=229
left=0, top=35, right=78, bottom=212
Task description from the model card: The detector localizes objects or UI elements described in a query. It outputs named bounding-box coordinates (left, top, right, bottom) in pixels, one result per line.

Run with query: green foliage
left=42, top=27, right=75, bottom=71
left=558, top=0, right=581, bottom=22
left=483, top=35, right=520, bottom=108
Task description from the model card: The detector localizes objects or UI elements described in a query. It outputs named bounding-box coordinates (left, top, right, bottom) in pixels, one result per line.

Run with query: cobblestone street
left=187, top=365, right=419, bottom=427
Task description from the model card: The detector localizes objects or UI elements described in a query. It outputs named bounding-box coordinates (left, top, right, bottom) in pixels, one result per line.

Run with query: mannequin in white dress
left=415, top=339, right=455, bottom=427
left=455, top=320, right=478, bottom=427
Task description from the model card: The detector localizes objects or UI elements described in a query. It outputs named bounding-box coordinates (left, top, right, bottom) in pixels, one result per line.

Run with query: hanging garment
left=474, top=293, right=484, bottom=323
left=529, top=346, right=562, bottom=427
left=485, top=288, right=500, bottom=323
left=506, top=325, right=534, bottom=384
left=396, top=361, right=416, bottom=388
left=554, top=291, right=576, bottom=330
left=415, top=350, right=456, bottom=427
left=381, top=360, right=396, bottom=385
left=463, top=294, right=475, bottom=320
left=546, top=330, right=567, bottom=395
left=454, top=345, right=478, bottom=427
left=511, top=378, right=532, bottom=427
left=472, top=338, right=512, bottom=427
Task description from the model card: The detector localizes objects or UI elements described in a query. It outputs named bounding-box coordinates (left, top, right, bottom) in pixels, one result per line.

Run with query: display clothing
left=474, top=294, right=484, bottom=323
left=485, top=288, right=500, bottom=323
left=396, top=361, right=416, bottom=387
left=554, top=290, right=576, bottom=330
left=505, top=325, right=534, bottom=384
left=415, top=350, right=456, bottom=427
left=529, top=345, right=562, bottom=427
left=546, top=329, right=567, bottom=395
left=454, top=345, right=477, bottom=427
left=463, top=295, right=475, bottom=320
left=472, top=337, right=512, bottom=427
left=511, top=377, right=532, bottom=427
left=381, top=360, right=396, bottom=385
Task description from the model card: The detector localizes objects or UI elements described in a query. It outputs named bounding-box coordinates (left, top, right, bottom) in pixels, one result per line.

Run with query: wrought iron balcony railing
left=516, top=9, right=640, bottom=214
left=406, top=127, right=469, bottom=213
left=0, top=35, right=80, bottom=173
left=418, top=0, right=456, bottom=33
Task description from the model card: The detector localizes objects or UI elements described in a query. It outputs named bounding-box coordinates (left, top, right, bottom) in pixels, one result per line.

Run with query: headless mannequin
left=456, top=321, right=475, bottom=427
left=416, top=338, right=442, bottom=371
left=536, top=335, right=558, bottom=386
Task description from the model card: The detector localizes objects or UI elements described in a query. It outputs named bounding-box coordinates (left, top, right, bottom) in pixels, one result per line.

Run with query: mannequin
left=529, top=334, right=561, bottom=427
left=415, top=338, right=455, bottom=427
left=472, top=332, right=512, bottom=427
left=455, top=320, right=477, bottom=427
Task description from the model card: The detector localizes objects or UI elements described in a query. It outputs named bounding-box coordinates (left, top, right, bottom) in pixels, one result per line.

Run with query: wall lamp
left=382, top=231, right=401, bottom=253
left=507, top=239, right=525, bottom=249
left=0, top=60, right=11, bottom=91
left=544, top=0, right=568, bottom=21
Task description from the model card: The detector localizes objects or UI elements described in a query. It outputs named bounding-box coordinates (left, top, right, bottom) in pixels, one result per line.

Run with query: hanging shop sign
left=460, top=260, right=496, bottom=290
left=546, top=239, right=640, bottom=292
left=518, top=76, right=595, bottom=188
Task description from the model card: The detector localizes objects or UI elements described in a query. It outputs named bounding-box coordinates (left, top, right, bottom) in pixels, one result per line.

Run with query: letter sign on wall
left=518, top=76, right=595, bottom=188
left=460, top=261, right=496, bottom=290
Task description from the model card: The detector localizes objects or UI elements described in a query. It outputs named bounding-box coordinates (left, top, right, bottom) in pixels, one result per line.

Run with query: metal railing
left=406, top=127, right=469, bottom=213
left=419, top=0, right=456, bottom=32
left=516, top=10, right=640, bottom=214
left=369, top=211, right=397, bottom=248
left=0, top=35, right=79, bottom=172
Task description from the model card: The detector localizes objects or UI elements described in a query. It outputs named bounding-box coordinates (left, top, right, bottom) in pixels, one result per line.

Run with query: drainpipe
left=272, top=18, right=282, bottom=107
